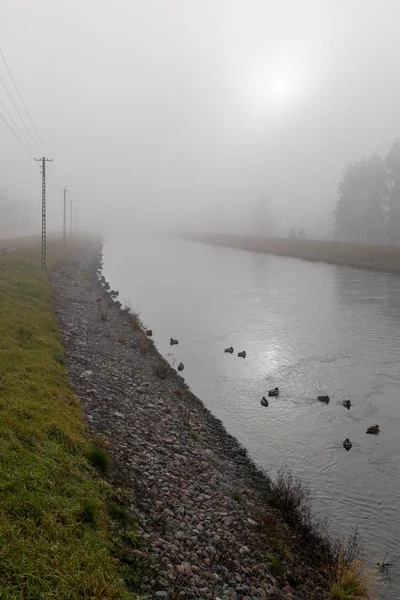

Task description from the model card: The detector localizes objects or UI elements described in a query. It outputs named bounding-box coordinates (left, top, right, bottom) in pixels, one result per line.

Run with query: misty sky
left=2, top=0, right=400, bottom=237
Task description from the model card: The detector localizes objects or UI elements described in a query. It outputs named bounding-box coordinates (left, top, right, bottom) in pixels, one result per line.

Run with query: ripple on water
left=104, top=236, right=400, bottom=599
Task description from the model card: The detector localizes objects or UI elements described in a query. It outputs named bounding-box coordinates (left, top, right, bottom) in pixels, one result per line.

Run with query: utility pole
left=61, top=186, right=68, bottom=245
left=73, top=202, right=77, bottom=234
left=35, top=156, right=53, bottom=270
left=69, top=195, right=73, bottom=238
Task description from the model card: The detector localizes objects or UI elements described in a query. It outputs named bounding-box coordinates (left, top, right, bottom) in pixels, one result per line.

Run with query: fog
left=1, top=0, right=400, bottom=239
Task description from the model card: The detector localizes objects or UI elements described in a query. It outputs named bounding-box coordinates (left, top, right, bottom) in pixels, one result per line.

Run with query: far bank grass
left=181, top=233, right=400, bottom=274
left=0, top=243, right=140, bottom=599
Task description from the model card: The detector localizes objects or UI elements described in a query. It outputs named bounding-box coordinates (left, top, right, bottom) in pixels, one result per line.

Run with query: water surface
left=104, top=235, right=400, bottom=597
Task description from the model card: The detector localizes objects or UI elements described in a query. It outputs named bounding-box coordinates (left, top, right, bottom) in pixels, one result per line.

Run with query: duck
left=318, top=395, right=330, bottom=403
left=268, top=387, right=279, bottom=397
left=224, top=347, right=234, bottom=354
left=238, top=351, right=246, bottom=358
left=260, top=397, right=269, bottom=407
left=146, top=329, right=153, bottom=337
left=170, top=338, right=179, bottom=346
left=342, top=399, right=351, bottom=410
left=177, top=362, right=184, bottom=372
left=366, top=425, right=380, bottom=434
left=343, top=438, right=352, bottom=451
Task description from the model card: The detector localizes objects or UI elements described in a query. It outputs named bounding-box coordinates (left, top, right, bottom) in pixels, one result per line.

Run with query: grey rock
left=47, top=245, right=325, bottom=600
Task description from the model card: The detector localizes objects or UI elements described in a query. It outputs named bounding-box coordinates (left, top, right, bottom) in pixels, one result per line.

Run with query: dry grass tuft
left=138, top=334, right=149, bottom=355
left=329, top=555, right=376, bottom=600
left=172, top=387, right=184, bottom=397
left=153, top=360, right=170, bottom=380
left=131, top=314, right=142, bottom=329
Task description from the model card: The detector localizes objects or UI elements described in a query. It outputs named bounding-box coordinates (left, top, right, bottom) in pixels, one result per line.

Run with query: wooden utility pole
left=69, top=195, right=73, bottom=238
left=35, top=156, right=53, bottom=270
left=61, top=186, right=68, bottom=245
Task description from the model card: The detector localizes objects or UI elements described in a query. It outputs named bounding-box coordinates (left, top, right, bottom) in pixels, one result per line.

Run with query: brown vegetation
left=179, top=232, right=400, bottom=274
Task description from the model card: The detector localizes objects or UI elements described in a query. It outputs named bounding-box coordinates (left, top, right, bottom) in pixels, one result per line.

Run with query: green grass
left=0, top=243, right=139, bottom=599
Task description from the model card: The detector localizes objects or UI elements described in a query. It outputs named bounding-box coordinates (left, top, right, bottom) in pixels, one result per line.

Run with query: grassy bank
left=180, top=232, right=400, bottom=274
left=0, top=243, right=141, bottom=599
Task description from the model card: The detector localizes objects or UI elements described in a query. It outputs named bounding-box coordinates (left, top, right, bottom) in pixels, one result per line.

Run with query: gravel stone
left=48, top=243, right=329, bottom=600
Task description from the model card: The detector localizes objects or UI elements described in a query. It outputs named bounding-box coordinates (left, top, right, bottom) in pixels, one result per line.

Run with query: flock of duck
left=157, top=334, right=381, bottom=453
left=169, top=338, right=184, bottom=372
left=222, top=346, right=381, bottom=452
left=98, top=273, right=378, bottom=452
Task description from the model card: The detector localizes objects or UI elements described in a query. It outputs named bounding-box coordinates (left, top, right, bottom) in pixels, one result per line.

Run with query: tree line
left=335, top=140, right=400, bottom=245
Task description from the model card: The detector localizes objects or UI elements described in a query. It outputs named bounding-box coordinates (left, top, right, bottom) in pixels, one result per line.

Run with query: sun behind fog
left=271, top=80, right=287, bottom=94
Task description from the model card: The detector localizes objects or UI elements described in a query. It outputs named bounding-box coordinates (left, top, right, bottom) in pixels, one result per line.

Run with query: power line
left=0, top=95, right=37, bottom=155
left=0, top=73, right=40, bottom=155
left=0, top=49, right=46, bottom=152
left=0, top=107, right=35, bottom=160
left=61, top=186, right=68, bottom=245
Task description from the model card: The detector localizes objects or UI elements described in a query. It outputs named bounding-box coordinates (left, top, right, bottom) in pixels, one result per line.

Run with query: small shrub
left=178, top=405, right=191, bottom=426
left=154, top=360, right=169, bottom=380
left=138, top=335, right=149, bottom=355
left=231, top=490, right=243, bottom=503
left=80, top=500, right=99, bottom=525
left=269, top=467, right=312, bottom=529
left=131, top=314, right=142, bottom=330
left=173, top=388, right=184, bottom=397
left=329, top=556, right=374, bottom=600
left=265, top=551, right=286, bottom=578
left=118, top=335, right=127, bottom=345
left=100, top=311, right=108, bottom=321
left=189, top=430, right=200, bottom=441
left=88, top=447, right=111, bottom=476
left=109, top=501, right=136, bottom=530
left=123, top=300, right=133, bottom=313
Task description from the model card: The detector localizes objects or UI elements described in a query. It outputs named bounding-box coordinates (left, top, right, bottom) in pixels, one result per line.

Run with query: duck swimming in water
left=268, top=387, right=279, bottom=397
left=343, top=438, right=352, bottom=451
left=224, top=347, right=234, bottom=354
left=170, top=338, right=179, bottom=346
left=366, top=425, right=380, bottom=434
left=260, top=397, right=269, bottom=407
left=238, top=351, right=246, bottom=358
left=318, top=395, right=330, bottom=403
left=177, top=362, right=184, bottom=371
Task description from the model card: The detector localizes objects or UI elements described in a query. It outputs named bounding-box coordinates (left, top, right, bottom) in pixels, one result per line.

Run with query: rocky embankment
left=49, top=242, right=330, bottom=600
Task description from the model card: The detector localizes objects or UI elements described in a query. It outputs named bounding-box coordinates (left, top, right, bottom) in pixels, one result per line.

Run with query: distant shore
left=176, top=232, right=400, bottom=274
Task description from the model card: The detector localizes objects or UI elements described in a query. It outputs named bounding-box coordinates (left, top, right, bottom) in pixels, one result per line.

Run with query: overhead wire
left=0, top=47, right=68, bottom=219
left=0, top=95, right=37, bottom=155
left=0, top=73, right=41, bottom=156
left=0, top=49, right=65, bottom=188
left=0, top=106, right=36, bottom=160
left=0, top=49, right=44, bottom=154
